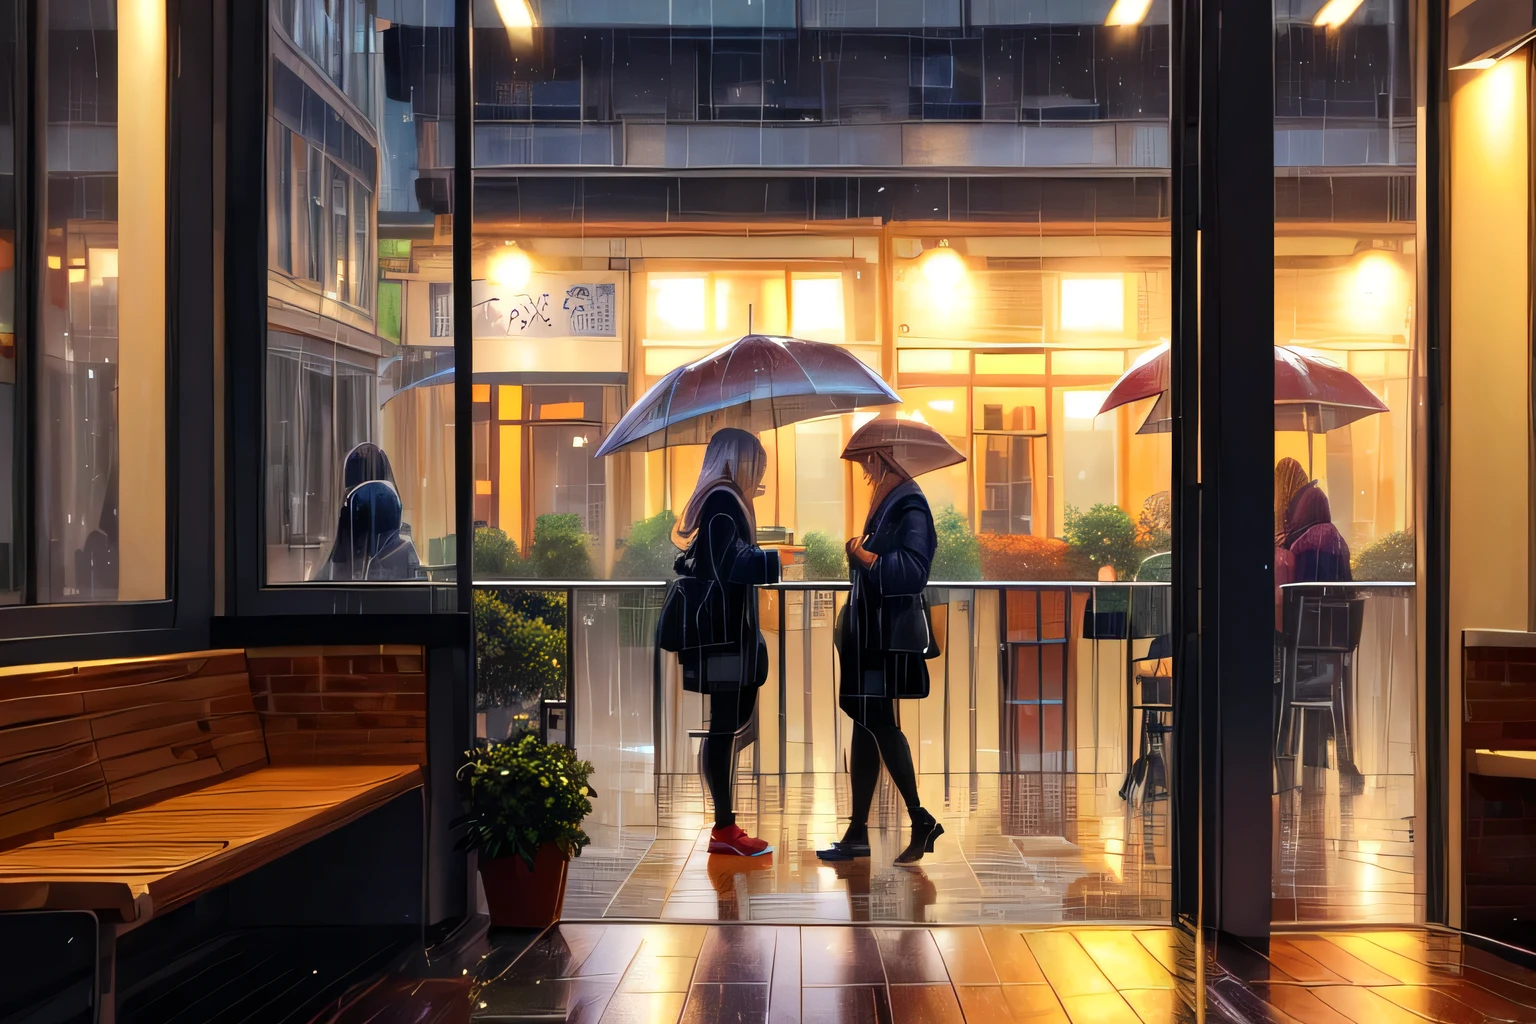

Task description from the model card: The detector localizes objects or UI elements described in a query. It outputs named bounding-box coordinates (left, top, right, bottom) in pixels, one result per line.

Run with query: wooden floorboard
left=340, top=924, right=1536, bottom=1024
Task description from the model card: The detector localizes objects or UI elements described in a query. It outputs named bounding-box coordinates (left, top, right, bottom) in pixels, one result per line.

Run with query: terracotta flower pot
left=479, top=843, right=569, bottom=928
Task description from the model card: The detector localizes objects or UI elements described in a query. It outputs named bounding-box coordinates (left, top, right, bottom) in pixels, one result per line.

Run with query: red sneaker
left=708, top=824, right=773, bottom=857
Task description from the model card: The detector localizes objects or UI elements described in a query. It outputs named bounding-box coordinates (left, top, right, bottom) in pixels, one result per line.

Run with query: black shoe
left=895, top=810, right=943, bottom=865
left=817, top=824, right=871, bottom=862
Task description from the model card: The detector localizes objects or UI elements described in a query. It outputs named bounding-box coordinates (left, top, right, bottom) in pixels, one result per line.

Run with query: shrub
left=931, top=504, right=982, bottom=581
left=528, top=513, right=593, bottom=579
left=474, top=589, right=567, bottom=708
left=978, top=533, right=1086, bottom=581
left=616, top=509, right=680, bottom=579
left=1136, top=491, right=1172, bottom=559
left=802, top=530, right=849, bottom=580
left=1063, top=503, right=1141, bottom=581
left=473, top=527, right=522, bottom=578
left=455, top=732, right=596, bottom=866
left=1353, top=530, right=1415, bottom=582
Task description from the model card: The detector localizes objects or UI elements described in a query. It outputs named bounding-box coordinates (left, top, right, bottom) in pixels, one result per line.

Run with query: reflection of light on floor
left=1101, top=815, right=1125, bottom=881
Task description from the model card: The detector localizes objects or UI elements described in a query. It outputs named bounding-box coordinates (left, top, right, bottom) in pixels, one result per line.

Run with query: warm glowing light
left=714, top=279, right=731, bottom=332
left=1452, top=58, right=1498, bottom=70
left=1104, top=0, right=1152, bottom=26
left=1060, top=276, right=1125, bottom=333
left=67, top=268, right=86, bottom=284
left=791, top=277, right=846, bottom=339
left=47, top=255, right=62, bottom=270
left=571, top=435, right=588, bottom=448
left=487, top=243, right=533, bottom=293
left=920, top=243, right=966, bottom=291
left=651, top=277, right=706, bottom=332
left=927, top=399, right=955, bottom=413
left=1352, top=251, right=1400, bottom=330
left=852, top=411, right=880, bottom=431
left=89, top=248, right=119, bottom=288
left=494, top=0, right=535, bottom=28
left=1313, top=0, right=1364, bottom=28
left=1063, top=391, right=1110, bottom=420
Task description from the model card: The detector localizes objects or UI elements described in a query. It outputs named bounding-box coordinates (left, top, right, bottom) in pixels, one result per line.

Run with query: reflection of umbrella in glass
left=1098, top=343, right=1389, bottom=437
left=841, top=416, right=966, bottom=478
left=592, top=334, right=900, bottom=457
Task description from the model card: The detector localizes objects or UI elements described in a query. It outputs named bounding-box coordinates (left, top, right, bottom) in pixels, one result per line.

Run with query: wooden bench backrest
left=0, top=652, right=265, bottom=843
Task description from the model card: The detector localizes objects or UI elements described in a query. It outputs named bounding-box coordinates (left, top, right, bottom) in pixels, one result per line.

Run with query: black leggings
left=704, top=687, right=758, bottom=828
left=840, top=695, right=921, bottom=826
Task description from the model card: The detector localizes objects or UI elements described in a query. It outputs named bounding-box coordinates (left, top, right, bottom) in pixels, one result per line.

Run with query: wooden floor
left=330, top=923, right=1536, bottom=1023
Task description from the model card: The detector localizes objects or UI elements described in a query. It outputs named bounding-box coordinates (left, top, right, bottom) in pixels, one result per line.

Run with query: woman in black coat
left=672, top=428, right=780, bottom=857
left=818, top=420, right=954, bottom=866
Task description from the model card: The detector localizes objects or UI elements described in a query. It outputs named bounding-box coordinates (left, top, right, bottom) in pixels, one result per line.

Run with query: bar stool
left=1121, top=634, right=1173, bottom=806
left=1276, top=590, right=1364, bottom=790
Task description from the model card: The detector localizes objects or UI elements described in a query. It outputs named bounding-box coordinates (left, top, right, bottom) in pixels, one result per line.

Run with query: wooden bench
left=0, top=649, right=425, bottom=925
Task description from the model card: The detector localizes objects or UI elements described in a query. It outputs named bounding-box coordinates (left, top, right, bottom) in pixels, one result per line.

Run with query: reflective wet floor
left=333, top=924, right=1536, bottom=1024
left=566, top=769, right=1420, bottom=927
left=567, top=773, right=1170, bottom=924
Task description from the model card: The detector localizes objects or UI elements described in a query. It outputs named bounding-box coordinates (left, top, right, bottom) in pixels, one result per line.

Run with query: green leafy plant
left=1063, top=503, right=1141, bottom=580
left=801, top=530, right=849, bottom=580
left=475, top=589, right=567, bottom=708
left=931, top=504, right=982, bottom=581
left=616, top=509, right=680, bottom=579
left=1136, top=491, right=1172, bottom=559
left=474, top=527, right=523, bottom=578
left=454, top=732, right=596, bottom=866
left=528, top=513, right=593, bottom=579
left=978, top=533, right=1087, bottom=581
left=1353, top=530, right=1415, bottom=582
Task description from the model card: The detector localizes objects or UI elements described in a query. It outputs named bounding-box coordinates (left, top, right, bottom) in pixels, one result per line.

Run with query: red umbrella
left=841, top=417, right=966, bottom=479
left=1097, top=344, right=1389, bottom=435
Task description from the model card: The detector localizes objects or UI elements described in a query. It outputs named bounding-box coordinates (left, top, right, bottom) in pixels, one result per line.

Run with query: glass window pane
left=266, top=0, right=454, bottom=583
left=1273, top=0, right=1422, bottom=926
left=38, top=0, right=167, bottom=603
left=0, top=0, right=15, bottom=603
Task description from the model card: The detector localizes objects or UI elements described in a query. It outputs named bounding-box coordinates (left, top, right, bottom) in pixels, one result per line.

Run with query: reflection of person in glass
left=819, top=419, right=954, bottom=866
left=675, top=428, right=780, bottom=857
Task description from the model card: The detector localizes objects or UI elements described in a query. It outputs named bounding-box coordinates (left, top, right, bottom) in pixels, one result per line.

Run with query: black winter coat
left=674, top=488, right=781, bottom=693
left=838, top=481, right=939, bottom=701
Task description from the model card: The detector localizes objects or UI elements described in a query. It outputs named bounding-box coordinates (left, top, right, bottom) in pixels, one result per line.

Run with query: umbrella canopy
left=841, top=417, right=966, bottom=479
left=593, top=334, right=900, bottom=457
left=1097, top=344, right=1389, bottom=435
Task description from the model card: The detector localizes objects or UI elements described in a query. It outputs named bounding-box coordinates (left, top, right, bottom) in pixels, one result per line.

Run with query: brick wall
left=246, top=646, right=427, bottom=766
left=1462, top=641, right=1536, bottom=948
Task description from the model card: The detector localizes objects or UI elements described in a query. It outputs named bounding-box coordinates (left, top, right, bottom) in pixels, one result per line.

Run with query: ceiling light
left=1313, top=0, right=1364, bottom=29
left=1104, top=0, right=1152, bottom=26
left=487, top=242, right=532, bottom=292
left=920, top=241, right=966, bottom=291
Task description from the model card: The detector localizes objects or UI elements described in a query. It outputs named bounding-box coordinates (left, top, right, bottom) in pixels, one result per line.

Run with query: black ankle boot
left=895, top=808, right=943, bottom=865
left=816, top=822, right=871, bottom=862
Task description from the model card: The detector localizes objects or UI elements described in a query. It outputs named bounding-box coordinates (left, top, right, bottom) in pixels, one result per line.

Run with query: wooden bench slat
left=0, top=692, right=88, bottom=730
left=0, top=764, right=422, bottom=919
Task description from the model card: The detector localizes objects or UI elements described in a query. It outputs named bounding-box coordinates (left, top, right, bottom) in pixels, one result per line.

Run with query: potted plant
left=455, top=732, right=597, bottom=928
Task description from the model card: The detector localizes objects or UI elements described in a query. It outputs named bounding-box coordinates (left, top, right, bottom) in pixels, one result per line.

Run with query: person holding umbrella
left=818, top=418, right=960, bottom=866
left=674, top=428, right=780, bottom=858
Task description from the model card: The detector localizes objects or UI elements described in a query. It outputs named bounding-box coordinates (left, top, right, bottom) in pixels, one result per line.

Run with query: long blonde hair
left=678, top=428, right=766, bottom=540
left=1274, top=457, right=1310, bottom=545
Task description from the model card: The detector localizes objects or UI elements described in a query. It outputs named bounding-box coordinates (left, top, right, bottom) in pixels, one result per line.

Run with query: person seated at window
left=1273, top=457, right=1311, bottom=625
left=1282, top=482, right=1351, bottom=584
left=342, top=442, right=410, bottom=537
left=311, top=480, right=423, bottom=582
